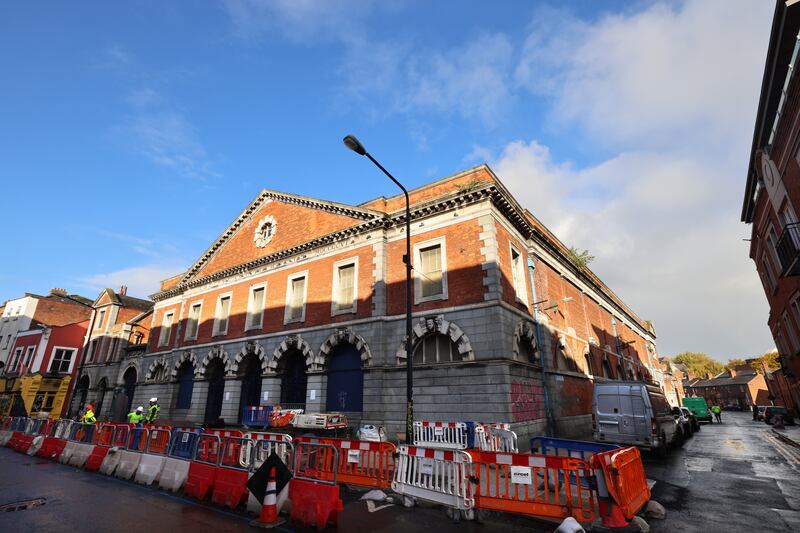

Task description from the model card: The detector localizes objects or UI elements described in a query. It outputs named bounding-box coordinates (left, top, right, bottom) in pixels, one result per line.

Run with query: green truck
left=683, top=397, right=712, bottom=423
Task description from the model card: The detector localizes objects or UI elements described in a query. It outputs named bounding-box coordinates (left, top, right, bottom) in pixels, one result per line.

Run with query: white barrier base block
left=59, top=441, right=78, bottom=464
left=100, top=448, right=122, bottom=476
left=135, top=454, right=166, bottom=486
left=114, top=451, right=142, bottom=480
left=158, top=457, right=191, bottom=492
left=68, top=443, right=94, bottom=468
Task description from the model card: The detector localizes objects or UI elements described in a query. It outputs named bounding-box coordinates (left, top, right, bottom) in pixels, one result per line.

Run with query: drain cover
left=0, top=498, right=46, bottom=512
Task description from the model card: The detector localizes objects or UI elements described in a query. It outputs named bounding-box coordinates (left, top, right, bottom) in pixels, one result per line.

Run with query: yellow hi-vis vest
left=146, top=404, right=160, bottom=423
left=82, top=409, right=97, bottom=424
left=127, top=412, right=143, bottom=424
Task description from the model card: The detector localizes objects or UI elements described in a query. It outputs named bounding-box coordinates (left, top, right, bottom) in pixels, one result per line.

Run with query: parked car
left=764, top=406, right=796, bottom=425
left=757, top=405, right=769, bottom=421
left=593, top=381, right=679, bottom=457
left=672, top=406, right=693, bottom=439
left=680, top=406, right=700, bottom=432
left=683, top=397, right=713, bottom=423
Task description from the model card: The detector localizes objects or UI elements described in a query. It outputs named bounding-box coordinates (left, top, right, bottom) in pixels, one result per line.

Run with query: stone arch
left=396, top=314, right=474, bottom=363
left=171, top=350, right=199, bottom=379
left=77, top=373, right=92, bottom=390
left=145, top=356, right=170, bottom=382
left=197, top=345, right=232, bottom=378
left=512, top=320, right=538, bottom=362
left=269, top=334, right=314, bottom=373
left=318, top=328, right=372, bottom=371
left=116, top=362, right=140, bottom=386
left=230, top=340, right=269, bottom=374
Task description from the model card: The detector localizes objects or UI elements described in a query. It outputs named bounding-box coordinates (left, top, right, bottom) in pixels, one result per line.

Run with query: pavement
left=1, top=412, right=798, bottom=532
left=642, top=411, right=800, bottom=533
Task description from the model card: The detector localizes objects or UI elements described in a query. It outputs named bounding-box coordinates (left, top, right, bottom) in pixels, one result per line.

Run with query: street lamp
left=343, top=134, right=414, bottom=443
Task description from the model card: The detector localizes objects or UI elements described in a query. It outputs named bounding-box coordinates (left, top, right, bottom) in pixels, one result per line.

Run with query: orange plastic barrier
left=592, top=447, right=650, bottom=521
left=113, top=424, right=133, bottom=447
left=198, top=430, right=243, bottom=464
left=185, top=434, right=221, bottom=501
left=212, top=437, right=251, bottom=510
left=470, top=450, right=597, bottom=523
left=146, top=429, right=172, bottom=455
left=85, top=424, right=117, bottom=472
left=92, top=424, right=116, bottom=447
left=295, top=437, right=397, bottom=489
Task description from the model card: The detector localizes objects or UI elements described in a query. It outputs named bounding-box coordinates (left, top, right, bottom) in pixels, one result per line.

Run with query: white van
left=592, top=381, right=678, bottom=456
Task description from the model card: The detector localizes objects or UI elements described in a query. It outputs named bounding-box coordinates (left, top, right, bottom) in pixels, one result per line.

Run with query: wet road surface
left=643, top=411, right=800, bottom=532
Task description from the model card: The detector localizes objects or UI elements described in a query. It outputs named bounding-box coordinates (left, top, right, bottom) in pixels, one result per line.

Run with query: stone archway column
left=305, top=371, right=325, bottom=413
left=187, top=380, right=208, bottom=423
left=220, top=376, right=242, bottom=423
left=260, top=374, right=281, bottom=407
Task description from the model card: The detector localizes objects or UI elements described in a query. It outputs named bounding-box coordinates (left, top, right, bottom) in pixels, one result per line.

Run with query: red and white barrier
left=413, top=421, right=469, bottom=450
left=391, top=445, right=474, bottom=512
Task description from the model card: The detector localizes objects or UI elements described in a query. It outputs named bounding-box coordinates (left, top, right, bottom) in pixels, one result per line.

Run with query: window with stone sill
left=414, top=238, right=448, bottom=304
left=158, top=311, right=174, bottom=347
left=214, top=294, right=232, bottom=335
left=185, top=302, right=202, bottom=340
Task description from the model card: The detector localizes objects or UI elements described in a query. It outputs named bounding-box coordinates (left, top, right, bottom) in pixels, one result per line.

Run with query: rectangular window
left=214, top=295, right=232, bottom=335
left=761, top=253, right=777, bottom=293
left=49, top=348, right=74, bottom=374
left=767, top=226, right=781, bottom=270
left=158, top=311, right=174, bottom=347
left=10, top=348, right=22, bottom=372
left=95, top=309, right=106, bottom=330
left=332, top=259, right=358, bottom=315
left=414, top=238, right=448, bottom=303
left=510, top=245, right=528, bottom=304
left=106, top=337, right=118, bottom=362
left=784, top=313, right=799, bottom=355
left=88, top=339, right=98, bottom=363
left=24, top=346, right=35, bottom=369
left=284, top=272, right=308, bottom=323
left=185, top=302, right=202, bottom=340
left=247, top=285, right=266, bottom=330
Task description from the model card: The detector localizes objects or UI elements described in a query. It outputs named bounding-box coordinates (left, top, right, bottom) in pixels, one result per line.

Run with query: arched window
left=176, top=361, right=194, bottom=410
left=516, top=336, right=537, bottom=362
left=413, top=334, right=457, bottom=364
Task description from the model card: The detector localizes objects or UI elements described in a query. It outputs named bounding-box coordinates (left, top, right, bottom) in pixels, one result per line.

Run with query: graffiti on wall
left=510, top=380, right=545, bottom=422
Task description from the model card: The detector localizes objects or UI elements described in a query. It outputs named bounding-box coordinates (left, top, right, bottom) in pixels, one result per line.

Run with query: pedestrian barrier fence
left=184, top=434, right=222, bottom=501
left=530, top=437, right=620, bottom=489
left=469, top=450, right=597, bottom=523
left=51, top=419, right=74, bottom=439
left=85, top=424, right=117, bottom=472
left=290, top=441, right=343, bottom=530
left=413, top=421, right=469, bottom=450
left=212, top=436, right=251, bottom=510
left=391, top=445, right=474, bottom=512
left=68, top=423, right=101, bottom=468
left=37, top=419, right=72, bottom=460
left=295, top=436, right=397, bottom=489
left=242, top=405, right=273, bottom=428
left=591, top=447, right=650, bottom=522
left=59, top=423, right=93, bottom=464
left=197, top=429, right=243, bottom=464
left=158, top=429, right=202, bottom=492
left=475, top=425, right=519, bottom=453
left=115, top=427, right=149, bottom=480
left=245, top=433, right=294, bottom=515
left=168, top=427, right=203, bottom=459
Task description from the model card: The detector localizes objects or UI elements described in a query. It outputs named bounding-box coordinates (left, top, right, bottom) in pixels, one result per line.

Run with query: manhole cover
left=0, top=498, right=47, bottom=512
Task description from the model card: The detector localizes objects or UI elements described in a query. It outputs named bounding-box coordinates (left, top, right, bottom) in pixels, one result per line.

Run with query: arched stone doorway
left=325, top=344, right=363, bottom=412
left=280, top=350, right=307, bottom=409
left=123, top=368, right=137, bottom=413
left=95, top=378, right=109, bottom=419
left=205, top=358, right=225, bottom=424
left=76, top=374, right=90, bottom=412
left=238, top=353, right=263, bottom=423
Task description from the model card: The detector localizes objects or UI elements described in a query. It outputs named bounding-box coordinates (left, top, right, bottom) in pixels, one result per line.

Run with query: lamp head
left=343, top=135, right=367, bottom=156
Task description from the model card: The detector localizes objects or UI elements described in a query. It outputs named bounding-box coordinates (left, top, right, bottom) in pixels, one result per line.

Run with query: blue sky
left=0, top=1, right=776, bottom=360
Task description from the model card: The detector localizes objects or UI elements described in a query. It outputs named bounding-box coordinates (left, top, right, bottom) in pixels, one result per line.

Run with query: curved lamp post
left=343, top=135, right=414, bottom=443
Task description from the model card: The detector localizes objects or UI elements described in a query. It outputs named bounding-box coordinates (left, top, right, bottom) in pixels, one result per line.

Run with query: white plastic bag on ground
left=360, top=489, right=388, bottom=502
left=645, top=500, right=666, bottom=520
left=555, top=517, right=586, bottom=533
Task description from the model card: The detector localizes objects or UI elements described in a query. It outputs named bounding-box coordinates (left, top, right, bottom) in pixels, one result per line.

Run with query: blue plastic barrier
left=529, top=437, right=620, bottom=489
left=169, top=428, right=204, bottom=459
left=242, top=406, right=273, bottom=428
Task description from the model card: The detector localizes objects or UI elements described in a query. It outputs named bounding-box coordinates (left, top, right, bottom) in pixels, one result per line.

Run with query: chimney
left=119, top=285, right=127, bottom=296
left=707, top=372, right=713, bottom=380
left=729, top=369, right=737, bottom=378
left=50, top=288, right=67, bottom=296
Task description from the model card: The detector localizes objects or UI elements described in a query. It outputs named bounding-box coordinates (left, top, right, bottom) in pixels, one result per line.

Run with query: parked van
left=593, top=382, right=679, bottom=456
left=682, top=397, right=713, bottom=423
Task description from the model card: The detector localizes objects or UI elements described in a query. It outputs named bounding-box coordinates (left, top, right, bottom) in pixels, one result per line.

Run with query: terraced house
left=76, top=165, right=662, bottom=441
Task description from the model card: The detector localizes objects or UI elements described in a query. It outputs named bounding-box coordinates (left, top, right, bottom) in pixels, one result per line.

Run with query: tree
left=726, top=358, right=746, bottom=371
left=750, top=350, right=780, bottom=374
left=567, top=247, right=595, bottom=270
left=672, top=352, right=725, bottom=378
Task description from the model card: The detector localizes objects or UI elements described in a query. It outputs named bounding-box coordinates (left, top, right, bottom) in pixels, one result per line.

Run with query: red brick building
left=79, top=165, right=661, bottom=439
left=743, top=2, right=800, bottom=412
left=684, top=366, right=769, bottom=410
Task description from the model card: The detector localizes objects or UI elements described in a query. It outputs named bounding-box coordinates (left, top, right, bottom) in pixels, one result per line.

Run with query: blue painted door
left=326, top=345, right=363, bottom=412
left=176, top=362, right=194, bottom=409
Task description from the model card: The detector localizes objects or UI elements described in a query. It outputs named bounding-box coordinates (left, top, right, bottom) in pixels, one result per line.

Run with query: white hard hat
left=136, top=406, right=144, bottom=412
left=150, top=397, right=158, bottom=403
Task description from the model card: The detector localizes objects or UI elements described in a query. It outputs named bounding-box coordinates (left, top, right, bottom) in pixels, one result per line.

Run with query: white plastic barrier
left=114, top=450, right=142, bottom=480
left=68, top=443, right=94, bottom=468
left=413, top=422, right=469, bottom=450
left=134, top=429, right=171, bottom=485
left=99, top=447, right=122, bottom=475
left=0, top=431, right=12, bottom=446
left=391, top=445, right=474, bottom=511
left=28, top=435, right=45, bottom=456
left=475, top=425, right=518, bottom=453
left=245, top=433, right=293, bottom=515
left=158, top=457, right=191, bottom=492
left=59, top=441, right=78, bottom=464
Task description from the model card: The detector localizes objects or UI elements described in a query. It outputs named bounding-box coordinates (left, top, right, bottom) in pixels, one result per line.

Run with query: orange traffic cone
left=250, top=467, right=285, bottom=529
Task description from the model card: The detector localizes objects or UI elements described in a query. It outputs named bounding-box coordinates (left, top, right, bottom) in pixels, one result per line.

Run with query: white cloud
left=516, top=0, right=772, bottom=150
left=79, top=264, right=184, bottom=299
